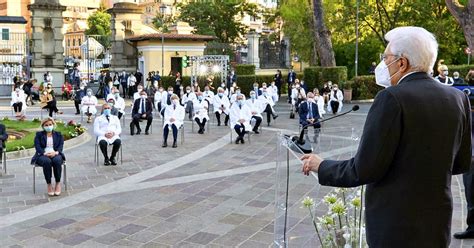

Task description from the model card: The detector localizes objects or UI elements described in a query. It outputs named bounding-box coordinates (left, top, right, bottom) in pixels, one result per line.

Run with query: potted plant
left=342, top=81, right=353, bottom=102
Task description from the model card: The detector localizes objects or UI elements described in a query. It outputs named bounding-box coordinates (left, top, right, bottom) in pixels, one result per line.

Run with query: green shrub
left=351, top=75, right=382, bottom=100
left=236, top=75, right=256, bottom=95
left=443, top=64, right=474, bottom=78
left=304, top=66, right=348, bottom=91
left=235, top=64, right=256, bottom=75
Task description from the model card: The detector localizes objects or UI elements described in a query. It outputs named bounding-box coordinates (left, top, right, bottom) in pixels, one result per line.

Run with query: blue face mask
left=218, top=93, right=224, bottom=97
left=250, top=94, right=256, bottom=99
left=43, top=126, right=53, bottom=132
left=103, top=109, right=111, bottom=116
left=198, top=96, right=203, bottom=100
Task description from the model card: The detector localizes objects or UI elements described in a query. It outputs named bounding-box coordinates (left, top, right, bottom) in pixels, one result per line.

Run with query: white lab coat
left=81, top=95, right=98, bottom=115
left=315, top=95, right=326, bottom=116
left=10, top=90, right=26, bottom=110
left=291, top=88, right=306, bottom=105
left=229, top=102, right=252, bottom=131
left=258, top=94, right=275, bottom=107
left=327, top=89, right=344, bottom=113
left=245, top=98, right=264, bottom=118
left=163, top=103, right=185, bottom=128
left=181, top=92, right=197, bottom=105
left=94, top=114, right=121, bottom=144
left=212, top=95, right=230, bottom=114
left=203, top=90, right=215, bottom=103
left=192, top=99, right=209, bottom=122
left=154, top=91, right=164, bottom=109
left=128, top=75, right=136, bottom=87
left=230, top=93, right=246, bottom=104
left=269, top=85, right=279, bottom=102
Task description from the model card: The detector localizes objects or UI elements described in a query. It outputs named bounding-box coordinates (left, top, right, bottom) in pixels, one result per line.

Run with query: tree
left=445, top=0, right=474, bottom=51
left=177, top=0, right=259, bottom=44
left=312, top=0, right=336, bottom=66
left=85, top=9, right=111, bottom=48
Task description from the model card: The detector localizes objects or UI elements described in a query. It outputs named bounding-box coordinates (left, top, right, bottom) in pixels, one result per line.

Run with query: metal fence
left=0, top=32, right=30, bottom=86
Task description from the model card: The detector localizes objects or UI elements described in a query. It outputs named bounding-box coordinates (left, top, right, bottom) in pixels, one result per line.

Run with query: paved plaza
left=0, top=98, right=471, bottom=247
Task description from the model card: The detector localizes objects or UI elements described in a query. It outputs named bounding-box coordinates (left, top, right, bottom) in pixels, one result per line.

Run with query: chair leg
left=3, top=150, right=6, bottom=174
left=181, top=126, right=184, bottom=145
left=230, top=130, right=232, bottom=144
left=63, top=162, right=67, bottom=191
left=33, top=166, right=36, bottom=194
left=120, top=145, right=123, bottom=165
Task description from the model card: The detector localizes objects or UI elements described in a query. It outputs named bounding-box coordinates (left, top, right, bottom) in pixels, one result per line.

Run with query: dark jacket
left=132, top=98, right=153, bottom=116
left=298, top=101, right=320, bottom=126
left=318, top=72, right=472, bottom=247
left=0, top=123, right=8, bottom=149
left=31, top=131, right=65, bottom=165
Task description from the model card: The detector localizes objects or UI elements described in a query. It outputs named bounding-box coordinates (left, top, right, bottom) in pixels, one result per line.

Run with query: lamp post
left=354, top=0, right=360, bottom=77
left=160, top=4, right=167, bottom=76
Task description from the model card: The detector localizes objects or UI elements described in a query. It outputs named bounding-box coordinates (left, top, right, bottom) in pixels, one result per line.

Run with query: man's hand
left=301, top=154, right=324, bottom=176
left=170, top=117, right=175, bottom=122
left=307, top=119, right=314, bottom=123
left=239, top=119, right=245, bottom=124
left=251, top=111, right=257, bottom=115
left=46, top=152, right=56, bottom=158
left=105, top=132, right=114, bottom=139
left=141, top=114, right=146, bottom=118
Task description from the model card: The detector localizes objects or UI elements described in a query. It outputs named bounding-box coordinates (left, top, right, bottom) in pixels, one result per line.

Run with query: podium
left=273, top=127, right=367, bottom=247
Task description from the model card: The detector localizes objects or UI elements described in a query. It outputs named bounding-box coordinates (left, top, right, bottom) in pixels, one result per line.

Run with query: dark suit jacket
left=298, top=101, right=320, bottom=126
left=31, top=131, right=65, bottom=164
left=0, top=124, right=7, bottom=149
left=318, top=72, right=472, bottom=247
left=132, top=98, right=153, bottom=116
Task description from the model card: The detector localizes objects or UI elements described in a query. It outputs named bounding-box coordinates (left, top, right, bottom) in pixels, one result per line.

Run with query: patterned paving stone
left=184, top=231, right=220, bottom=245
left=57, top=233, right=93, bottom=246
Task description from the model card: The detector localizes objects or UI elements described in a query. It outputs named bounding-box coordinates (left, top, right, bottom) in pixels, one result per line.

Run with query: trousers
left=36, top=155, right=63, bottom=184
left=98, top=139, right=121, bottom=160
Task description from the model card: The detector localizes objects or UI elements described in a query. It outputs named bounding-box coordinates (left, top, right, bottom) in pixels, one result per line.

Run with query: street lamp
left=160, top=4, right=167, bottom=76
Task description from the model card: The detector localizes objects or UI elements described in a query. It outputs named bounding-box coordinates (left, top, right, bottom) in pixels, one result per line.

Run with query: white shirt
left=94, top=114, right=121, bottom=144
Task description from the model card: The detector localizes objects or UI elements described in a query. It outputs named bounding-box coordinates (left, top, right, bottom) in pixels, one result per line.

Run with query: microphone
left=291, top=105, right=360, bottom=154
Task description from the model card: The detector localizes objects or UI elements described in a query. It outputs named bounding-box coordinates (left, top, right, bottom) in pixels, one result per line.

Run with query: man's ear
left=399, top=57, right=410, bottom=73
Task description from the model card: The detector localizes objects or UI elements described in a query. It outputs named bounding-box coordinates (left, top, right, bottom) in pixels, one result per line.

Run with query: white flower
left=302, top=196, right=315, bottom=208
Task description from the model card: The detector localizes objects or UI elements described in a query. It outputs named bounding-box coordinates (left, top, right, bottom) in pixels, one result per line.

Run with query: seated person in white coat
left=230, top=87, right=245, bottom=104
left=212, top=87, right=231, bottom=126
left=269, top=81, right=279, bottom=103
left=245, top=91, right=264, bottom=134
left=193, top=92, right=209, bottom=134
left=181, top=86, right=196, bottom=120
left=291, top=81, right=306, bottom=111
left=327, top=84, right=343, bottom=114
left=258, top=87, right=279, bottom=126
left=154, top=86, right=165, bottom=113
left=162, top=94, right=185, bottom=148
left=313, top=88, right=326, bottom=116
left=160, top=86, right=174, bottom=117
left=203, top=86, right=215, bottom=105
left=230, top=94, right=252, bottom=144
left=106, top=88, right=125, bottom=119
left=94, top=104, right=121, bottom=166
left=11, top=86, right=27, bottom=119
left=131, top=91, right=153, bottom=135
left=81, top=88, right=98, bottom=123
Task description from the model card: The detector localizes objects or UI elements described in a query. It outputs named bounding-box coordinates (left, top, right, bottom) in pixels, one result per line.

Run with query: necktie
left=174, top=105, right=176, bottom=110
left=167, top=95, right=171, bottom=105
left=308, top=102, right=312, bottom=119
left=141, top=99, right=145, bottom=114
left=334, top=90, right=338, bottom=100
left=106, top=115, right=110, bottom=122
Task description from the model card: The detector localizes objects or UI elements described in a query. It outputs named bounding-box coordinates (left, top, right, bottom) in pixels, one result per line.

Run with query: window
left=1, top=28, right=9, bottom=40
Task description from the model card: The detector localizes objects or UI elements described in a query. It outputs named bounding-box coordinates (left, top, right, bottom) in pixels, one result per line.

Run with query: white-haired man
left=301, top=26, right=471, bottom=247
left=212, top=87, right=230, bottom=126
left=230, top=94, right=252, bottom=144
left=81, top=88, right=98, bottom=123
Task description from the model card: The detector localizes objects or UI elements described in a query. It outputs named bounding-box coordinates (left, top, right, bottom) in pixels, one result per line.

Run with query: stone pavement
left=0, top=98, right=470, bottom=247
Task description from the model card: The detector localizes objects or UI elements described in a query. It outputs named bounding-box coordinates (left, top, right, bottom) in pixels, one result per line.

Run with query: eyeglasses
left=379, top=53, right=399, bottom=61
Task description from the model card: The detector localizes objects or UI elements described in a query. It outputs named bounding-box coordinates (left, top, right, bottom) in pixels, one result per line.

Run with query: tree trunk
left=312, top=0, right=336, bottom=67
left=445, top=0, right=474, bottom=52
left=307, top=0, right=319, bottom=66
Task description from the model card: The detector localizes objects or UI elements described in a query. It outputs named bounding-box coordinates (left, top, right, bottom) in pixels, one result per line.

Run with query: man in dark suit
left=274, top=69, right=282, bottom=98
left=301, top=26, right=472, bottom=247
left=0, top=122, right=7, bottom=163
left=299, top=92, right=321, bottom=143
left=453, top=110, right=474, bottom=239
left=131, top=91, right=153, bottom=135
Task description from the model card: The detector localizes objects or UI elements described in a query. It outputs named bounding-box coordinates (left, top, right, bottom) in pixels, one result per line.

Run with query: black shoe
left=162, top=141, right=167, bottom=147
left=240, top=137, right=245, bottom=144
left=217, top=122, right=221, bottom=126
left=75, top=112, right=80, bottom=115
left=273, top=114, right=279, bottom=120
left=267, top=123, right=270, bottom=127
left=136, top=129, right=141, bottom=135
left=104, top=159, right=111, bottom=166
left=198, top=129, right=203, bottom=134
left=130, top=123, right=135, bottom=135
left=172, top=141, right=177, bottom=148
left=110, top=158, right=117, bottom=166
left=145, top=131, right=149, bottom=135
left=454, top=230, right=474, bottom=239
left=235, top=138, right=240, bottom=144
left=225, top=122, right=228, bottom=126
left=253, top=129, right=260, bottom=134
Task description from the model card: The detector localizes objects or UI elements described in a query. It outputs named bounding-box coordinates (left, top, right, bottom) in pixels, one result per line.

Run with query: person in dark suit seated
left=0, top=123, right=8, bottom=161
left=131, top=91, right=153, bottom=135
left=299, top=92, right=321, bottom=142
left=31, top=118, right=65, bottom=196
left=301, top=26, right=472, bottom=247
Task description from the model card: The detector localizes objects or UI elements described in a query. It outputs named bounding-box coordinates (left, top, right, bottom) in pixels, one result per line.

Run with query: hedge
left=440, top=64, right=474, bottom=78
left=235, top=64, right=256, bottom=75
left=351, top=75, right=383, bottom=100
left=303, top=66, right=348, bottom=91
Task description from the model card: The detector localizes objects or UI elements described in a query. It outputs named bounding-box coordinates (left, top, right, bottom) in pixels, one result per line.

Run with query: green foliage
left=235, top=64, right=256, bottom=75
left=177, top=0, right=259, bottom=44
left=85, top=9, right=112, bottom=48
left=204, top=41, right=235, bottom=59
left=279, top=0, right=315, bottom=64
left=303, top=66, right=348, bottom=91
left=351, top=75, right=383, bottom=100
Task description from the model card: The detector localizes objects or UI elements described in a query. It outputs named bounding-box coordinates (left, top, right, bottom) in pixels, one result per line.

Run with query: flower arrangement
left=66, top=120, right=86, bottom=137
left=2, top=116, right=9, bottom=121
left=302, top=187, right=366, bottom=248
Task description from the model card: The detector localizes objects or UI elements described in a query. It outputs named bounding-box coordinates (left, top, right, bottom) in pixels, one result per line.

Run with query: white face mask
left=375, top=59, right=400, bottom=88
left=137, top=88, right=142, bottom=92
left=172, top=99, right=179, bottom=105
left=186, top=90, right=191, bottom=93
left=443, top=71, right=449, bottom=76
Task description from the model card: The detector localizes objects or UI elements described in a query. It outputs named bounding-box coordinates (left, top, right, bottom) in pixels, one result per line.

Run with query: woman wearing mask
left=11, top=86, right=27, bottom=119
left=31, top=118, right=65, bottom=196
left=81, top=88, right=98, bottom=123
left=434, top=60, right=454, bottom=85
left=40, top=83, right=62, bottom=117
left=162, top=94, right=185, bottom=148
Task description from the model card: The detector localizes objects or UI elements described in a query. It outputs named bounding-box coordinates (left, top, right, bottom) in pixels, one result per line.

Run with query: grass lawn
left=2, top=119, right=81, bottom=152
